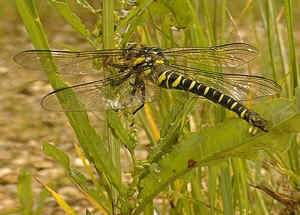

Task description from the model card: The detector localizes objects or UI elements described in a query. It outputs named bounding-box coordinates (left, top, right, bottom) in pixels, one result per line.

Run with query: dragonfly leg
left=132, top=103, right=144, bottom=115
left=131, top=78, right=146, bottom=115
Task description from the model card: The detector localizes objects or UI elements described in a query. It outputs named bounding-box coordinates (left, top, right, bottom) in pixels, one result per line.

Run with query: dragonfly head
left=124, top=44, right=163, bottom=56
left=144, top=47, right=163, bottom=56
left=123, top=43, right=140, bottom=58
left=123, top=44, right=151, bottom=60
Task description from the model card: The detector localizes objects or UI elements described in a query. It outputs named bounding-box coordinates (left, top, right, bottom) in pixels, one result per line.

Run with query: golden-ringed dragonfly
left=14, top=43, right=281, bottom=132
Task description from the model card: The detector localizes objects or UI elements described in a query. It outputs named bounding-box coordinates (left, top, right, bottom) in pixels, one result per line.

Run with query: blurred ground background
left=0, top=2, right=92, bottom=214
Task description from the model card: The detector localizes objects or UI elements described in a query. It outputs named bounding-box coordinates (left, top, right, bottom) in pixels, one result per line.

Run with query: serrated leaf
left=135, top=97, right=300, bottom=213
left=108, top=111, right=136, bottom=151
left=70, top=168, right=111, bottom=213
left=148, top=97, right=197, bottom=163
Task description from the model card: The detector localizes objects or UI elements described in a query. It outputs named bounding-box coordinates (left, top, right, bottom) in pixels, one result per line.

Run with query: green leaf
left=43, top=142, right=71, bottom=172
left=135, top=96, right=300, bottom=213
left=161, top=0, right=192, bottom=28
left=76, top=0, right=97, bottom=14
left=43, top=142, right=111, bottom=213
left=36, top=185, right=53, bottom=215
left=267, top=98, right=300, bottom=133
left=284, top=0, right=298, bottom=95
left=108, top=111, right=136, bottom=151
left=117, top=0, right=154, bottom=45
left=48, top=0, right=96, bottom=47
left=15, top=0, right=50, bottom=50
left=220, top=164, right=234, bottom=215
left=70, top=168, right=111, bottom=213
left=38, top=180, right=77, bottom=215
left=18, top=169, right=33, bottom=215
left=148, top=97, right=197, bottom=163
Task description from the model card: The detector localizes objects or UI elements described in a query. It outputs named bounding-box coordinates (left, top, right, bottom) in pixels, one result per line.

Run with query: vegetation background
left=1, top=0, right=300, bottom=214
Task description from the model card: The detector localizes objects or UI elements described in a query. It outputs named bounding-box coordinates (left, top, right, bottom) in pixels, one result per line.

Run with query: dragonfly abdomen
left=157, top=70, right=268, bottom=132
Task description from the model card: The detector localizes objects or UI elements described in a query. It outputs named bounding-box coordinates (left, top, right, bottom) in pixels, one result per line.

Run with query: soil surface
left=0, top=17, right=96, bottom=215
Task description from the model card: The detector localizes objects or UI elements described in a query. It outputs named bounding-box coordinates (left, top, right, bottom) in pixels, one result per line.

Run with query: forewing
left=13, top=49, right=127, bottom=74
left=163, top=43, right=258, bottom=69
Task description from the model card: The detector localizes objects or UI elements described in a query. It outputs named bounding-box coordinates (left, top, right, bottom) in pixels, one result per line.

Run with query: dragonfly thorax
left=123, top=45, right=167, bottom=74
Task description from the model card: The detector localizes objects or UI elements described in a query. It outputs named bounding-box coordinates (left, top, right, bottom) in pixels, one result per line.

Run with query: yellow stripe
left=240, top=109, right=247, bottom=118
left=188, top=81, right=196, bottom=90
left=203, top=87, right=210, bottom=96
left=158, top=71, right=167, bottom=85
left=213, top=90, right=216, bottom=96
left=197, top=84, right=202, bottom=90
left=144, top=69, right=152, bottom=76
left=227, top=98, right=232, bottom=104
left=218, top=94, right=224, bottom=103
left=182, top=79, right=186, bottom=85
left=133, top=57, right=145, bottom=66
left=172, top=75, right=182, bottom=87
left=155, top=59, right=164, bottom=64
left=230, top=102, right=238, bottom=109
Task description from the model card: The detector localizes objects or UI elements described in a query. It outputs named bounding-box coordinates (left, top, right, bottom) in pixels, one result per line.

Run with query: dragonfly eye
left=126, top=43, right=137, bottom=50
left=150, top=47, right=162, bottom=55
left=124, top=44, right=138, bottom=55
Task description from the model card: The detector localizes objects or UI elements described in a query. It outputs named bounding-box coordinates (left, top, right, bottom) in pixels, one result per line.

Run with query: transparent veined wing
left=40, top=71, right=161, bottom=112
left=40, top=71, right=140, bottom=112
left=13, top=48, right=137, bottom=86
left=162, top=63, right=281, bottom=102
left=14, top=47, right=162, bottom=112
left=163, top=43, right=258, bottom=69
left=13, top=49, right=131, bottom=74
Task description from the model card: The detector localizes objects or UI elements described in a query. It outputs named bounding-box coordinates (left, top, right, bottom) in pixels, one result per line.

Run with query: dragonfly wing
left=41, top=82, right=111, bottom=112
left=220, top=74, right=281, bottom=101
left=41, top=72, right=145, bottom=112
left=163, top=43, right=258, bottom=69
left=166, top=64, right=281, bottom=102
left=13, top=49, right=126, bottom=73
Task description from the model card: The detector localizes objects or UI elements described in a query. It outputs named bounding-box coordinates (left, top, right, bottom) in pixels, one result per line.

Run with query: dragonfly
left=14, top=43, right=281, bottom=132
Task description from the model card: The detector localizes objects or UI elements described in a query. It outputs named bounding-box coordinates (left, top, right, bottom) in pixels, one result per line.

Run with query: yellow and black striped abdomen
left=157, top=70, right=268, bottom=131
